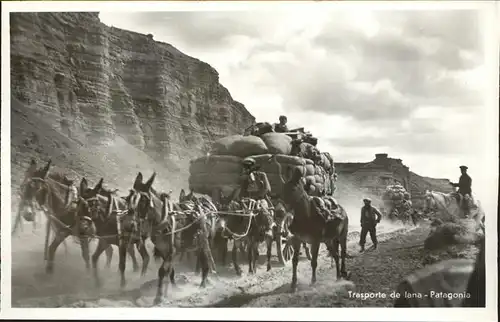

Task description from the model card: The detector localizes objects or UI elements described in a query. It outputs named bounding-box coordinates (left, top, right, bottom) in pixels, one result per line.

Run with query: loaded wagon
left=188, top=125, right=337, bottom=265
left=381, top=184, right=417, bottom=225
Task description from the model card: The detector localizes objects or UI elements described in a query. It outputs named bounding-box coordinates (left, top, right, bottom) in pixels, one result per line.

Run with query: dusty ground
left=11, top=219, right=453, bottom=308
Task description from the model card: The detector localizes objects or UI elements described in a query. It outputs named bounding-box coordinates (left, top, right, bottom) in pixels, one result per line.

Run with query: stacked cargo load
left=382, top=184, right=413, bottom=223
left=188, top=126, right=337, bottom=199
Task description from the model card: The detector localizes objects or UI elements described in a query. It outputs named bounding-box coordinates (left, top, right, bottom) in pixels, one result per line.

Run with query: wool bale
left=211, top=135, right=269, bottom=158
left=319, top=153, right=334, bottom=174
left=314, top=165, right=327, bottom=176
left=210, top=135, right=244, bottom=155
left=321, top=152, right=335, bottom=174
left=259, top=162, right=298, bottom=179
left=252, top=154, right=307, bottom=182
left=323, top=175, right=332, bottom=195
left=228, top=136, right=269, bottom=158
left=251, top=154, right=306, bottom=166
left=292, top=142, right=319, bottom=160
left=250, top=154, right=274, bottom=164
left=305, top=175, right=316, bottom=186
left=305, top=164, right=315, bottom=176
left=314, top=182, right=324, bottom=194
left=276, top=154, right=307, bottom=166
left=314, top=174, right=325, bottom=184
left=307, top=184, right=320, bottom=196
left=190, top=154, right=242, bottom=164
left=261, top=132, right=292, bottom=155
left=189, top=172, right=241, bottom=187
left=189, top=155, right=243, bottom=174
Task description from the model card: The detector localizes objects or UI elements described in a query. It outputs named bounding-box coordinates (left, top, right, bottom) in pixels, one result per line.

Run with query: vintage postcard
left=1, top=1, right=498, bottom=321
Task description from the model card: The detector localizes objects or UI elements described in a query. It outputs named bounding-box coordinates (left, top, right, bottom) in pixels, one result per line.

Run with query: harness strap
left=107, top=195, right=115, bottom=218
left=170, top=213, right=176, bottom=246
left=116, top=198, right=123, bottom=247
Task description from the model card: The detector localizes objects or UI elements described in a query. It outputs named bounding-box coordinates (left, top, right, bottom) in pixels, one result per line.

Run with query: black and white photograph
left=1, top=1, right=498, bottom=320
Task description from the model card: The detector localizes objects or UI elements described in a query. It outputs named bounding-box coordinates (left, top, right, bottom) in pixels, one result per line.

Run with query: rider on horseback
left=450, top=165, right=472, bottom=217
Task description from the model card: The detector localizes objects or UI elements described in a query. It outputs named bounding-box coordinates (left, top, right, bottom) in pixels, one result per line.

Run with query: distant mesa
left=336, top=154, right=453, bottom=207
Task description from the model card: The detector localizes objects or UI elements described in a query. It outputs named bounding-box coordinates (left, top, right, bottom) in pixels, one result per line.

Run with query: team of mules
left=15, top=158, right=354, bottom=304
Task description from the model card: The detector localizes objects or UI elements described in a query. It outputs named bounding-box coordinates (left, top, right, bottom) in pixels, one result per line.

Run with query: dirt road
left=11, top=220, right=434, bottom=308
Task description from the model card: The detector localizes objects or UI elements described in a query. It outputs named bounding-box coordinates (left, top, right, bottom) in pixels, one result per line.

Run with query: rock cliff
left=10, top=12, right=254, bottom=166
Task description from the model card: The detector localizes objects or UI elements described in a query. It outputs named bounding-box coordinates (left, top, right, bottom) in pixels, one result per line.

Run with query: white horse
left=423, top=190, right=485, bottom=232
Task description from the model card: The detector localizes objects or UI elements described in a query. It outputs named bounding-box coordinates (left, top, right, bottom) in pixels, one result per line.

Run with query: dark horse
left=76, top=177, right=150, bottom=287
left=126, top=172, right=215, bottom=305
left=271, top=155, right=349, bottom=291
left=14, top=159, right=117, bottom=273
left=78, top=177, right=139, bottom=272
left=213, top=188, right=274, bottom=276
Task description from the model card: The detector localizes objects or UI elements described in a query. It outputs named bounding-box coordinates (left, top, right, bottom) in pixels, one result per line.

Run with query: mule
left=77, top=177, right=150, bottom=287
left=178, top=189, right=218, bottom=273
left=214, top=189, right=274, bottom=276
left=423, top=190, right=485, bottom=232
left=271, top=155, right=349, bottom=291
left=81, top=178, right=142, bottom=273
left=14, top=159, right=117, bottom=273
left=126, top=172, right=215, bottom=305
left=270, top=196, right=312, bottom=262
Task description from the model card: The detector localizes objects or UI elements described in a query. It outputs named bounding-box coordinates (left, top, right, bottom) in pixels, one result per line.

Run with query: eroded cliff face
left=10, top=12, right=254, bottom=165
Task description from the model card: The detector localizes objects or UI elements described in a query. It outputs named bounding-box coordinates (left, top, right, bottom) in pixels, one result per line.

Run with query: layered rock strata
left=10, top=12, right=254, bottom=165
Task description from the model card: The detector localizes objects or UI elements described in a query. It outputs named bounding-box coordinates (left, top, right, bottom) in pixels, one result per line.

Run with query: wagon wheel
left=276, top=214, right=294, bottom=265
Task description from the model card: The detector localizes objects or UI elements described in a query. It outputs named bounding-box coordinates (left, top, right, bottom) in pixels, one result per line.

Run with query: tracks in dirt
left=11, top=222, right=416, bottom=308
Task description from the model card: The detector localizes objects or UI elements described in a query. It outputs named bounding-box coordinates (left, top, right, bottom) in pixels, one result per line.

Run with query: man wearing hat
left=238, top=157, right=272, bottom=200
left=359, top=198, right=382, bottom=252
left=235, top=157, right=274, bottom=237
left=273, top=115, right=289, bottom=133
left=450, top=165, right=472, bottom=216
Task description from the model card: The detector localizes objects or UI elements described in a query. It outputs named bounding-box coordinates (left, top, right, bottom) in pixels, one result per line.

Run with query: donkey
left=14, top=159, right=115, bottom=273
left=126, top=172, right=215, bottom=305
left=76, top=177, right=150, bottom=287
left=271, top=155, right=349, bottom=291
left=214, top=188, right=274, bottom=276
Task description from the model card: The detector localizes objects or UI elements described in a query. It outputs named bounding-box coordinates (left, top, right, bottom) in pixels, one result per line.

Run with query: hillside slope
left=11, top=96, right=187, bottom=212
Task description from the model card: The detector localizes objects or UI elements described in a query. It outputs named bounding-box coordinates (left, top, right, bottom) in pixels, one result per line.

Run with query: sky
left=99, top=5, right=498, bottom=210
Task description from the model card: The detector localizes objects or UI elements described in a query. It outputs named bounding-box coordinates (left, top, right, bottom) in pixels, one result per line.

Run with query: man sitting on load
left=235, top=157, right=274, bottom=237
left=274, top=115, right=289, bottom=133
